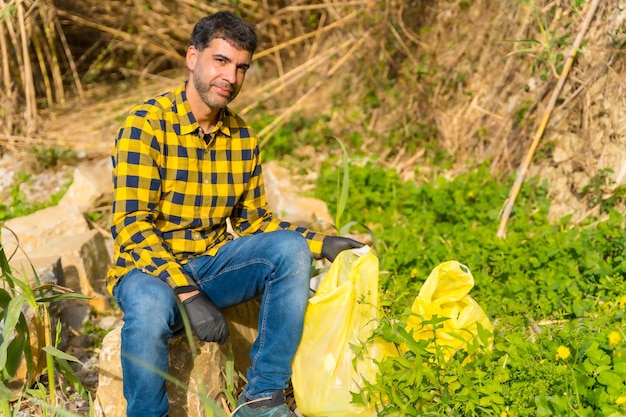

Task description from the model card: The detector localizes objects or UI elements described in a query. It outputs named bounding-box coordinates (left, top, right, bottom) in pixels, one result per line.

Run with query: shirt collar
left=175, top=83, right=233, bottom=138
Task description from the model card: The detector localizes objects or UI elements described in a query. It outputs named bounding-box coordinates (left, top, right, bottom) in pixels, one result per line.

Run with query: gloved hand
left=181, top=292, right=229, bottom=344
left=321, top=236, right=365, bottom=262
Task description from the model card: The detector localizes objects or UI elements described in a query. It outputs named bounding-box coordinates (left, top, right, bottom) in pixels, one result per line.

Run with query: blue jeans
left=112, top=230, right=312, bottom=417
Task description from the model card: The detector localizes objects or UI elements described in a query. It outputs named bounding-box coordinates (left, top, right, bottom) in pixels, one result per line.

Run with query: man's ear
left=186, top=45, right=198, bottom=71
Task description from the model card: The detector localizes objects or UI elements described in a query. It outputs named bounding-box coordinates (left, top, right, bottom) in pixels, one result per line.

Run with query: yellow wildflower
left=620, top=295, right=626, bottom=308
left=617, top=396, right=626, bottom=405
left=500, top=412, right=508, bottom=417
left=556, top=345, right=571, bottom=361
left=609, top=331, right=621, bottom=345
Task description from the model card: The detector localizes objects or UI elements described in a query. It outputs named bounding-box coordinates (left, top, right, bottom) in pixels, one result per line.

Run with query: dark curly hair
left=189, top=11, right=258, bottom=55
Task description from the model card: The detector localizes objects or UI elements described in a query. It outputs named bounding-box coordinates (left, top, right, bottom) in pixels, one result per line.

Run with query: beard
left=191, top=70, right=237, bottom=109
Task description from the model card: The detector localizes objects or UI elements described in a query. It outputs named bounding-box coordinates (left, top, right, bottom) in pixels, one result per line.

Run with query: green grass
left=310, top=159, right=626, bottom=416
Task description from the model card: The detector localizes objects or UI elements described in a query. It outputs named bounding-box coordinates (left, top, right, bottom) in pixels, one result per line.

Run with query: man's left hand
left=321, top=236, right=365, bottom=262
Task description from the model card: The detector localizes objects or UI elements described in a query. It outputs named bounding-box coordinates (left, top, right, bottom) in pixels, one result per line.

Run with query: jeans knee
left=271, top=230, right=312, bottom=262
left=132, top=291, right=174, bottom=320
left=265, top=231, right=312, bottom=293
left=115, top=270, right=178, bottom=331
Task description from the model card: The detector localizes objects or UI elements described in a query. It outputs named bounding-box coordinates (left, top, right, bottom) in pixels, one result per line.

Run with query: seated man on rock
left=107, top=10, right=363, bottom=417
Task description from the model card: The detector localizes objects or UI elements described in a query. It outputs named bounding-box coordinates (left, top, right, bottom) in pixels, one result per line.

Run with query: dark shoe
left=233, top=390, right=295, bottom=417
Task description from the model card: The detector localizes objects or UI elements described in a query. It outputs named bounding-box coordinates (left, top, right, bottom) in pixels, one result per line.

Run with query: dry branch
left=496, top=0, right=601, bottom=238
left=17, top=0, right=37, bottom=135
left=0, top=17, right=13, bottom=136
left=54, top=9, right=183, bottom=62
left=254, top=11, right=358, bottom=60
left=240, top=39, right=354, bottom=116
left=258, top=33, right=368, bottom=147
left=52, top=9, right=83, bottom=99
left=277, top=1, right=371, bottom=13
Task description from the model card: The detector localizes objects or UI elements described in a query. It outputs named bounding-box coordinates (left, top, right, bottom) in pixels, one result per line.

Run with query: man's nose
left=222, top=65, right=238, bottom=84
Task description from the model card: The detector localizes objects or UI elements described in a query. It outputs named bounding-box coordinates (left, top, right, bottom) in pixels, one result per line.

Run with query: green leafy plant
left=313, top=160, right=626, bottom=415
left=27, top=145, right=77, bottom=170
left=505, top=0, right=573, bottom=81
left=581, top=168, right=626, bottom=214
left=0, top=243, right=92, bottom=415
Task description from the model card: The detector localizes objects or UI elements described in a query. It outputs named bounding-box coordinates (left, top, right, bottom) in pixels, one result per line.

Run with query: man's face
left=186, top=38, right=252, bottom=110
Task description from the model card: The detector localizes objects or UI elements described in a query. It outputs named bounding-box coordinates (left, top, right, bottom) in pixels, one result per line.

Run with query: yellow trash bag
left=292, top=246, right=395, bottom=417
left=406, top=261, right=493, bottom=361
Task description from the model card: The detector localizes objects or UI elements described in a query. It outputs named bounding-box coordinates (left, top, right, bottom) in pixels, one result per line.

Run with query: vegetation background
left=2, top=0, right=624, bottom=215
left=2, top=0, right=626, bottom=416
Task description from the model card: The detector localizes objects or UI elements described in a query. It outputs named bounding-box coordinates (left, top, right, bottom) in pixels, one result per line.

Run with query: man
left=107, top=11, right=363, bottom=417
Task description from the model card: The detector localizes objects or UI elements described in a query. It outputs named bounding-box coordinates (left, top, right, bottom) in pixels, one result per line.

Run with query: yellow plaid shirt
left=107, top=83, right=326, bottom=294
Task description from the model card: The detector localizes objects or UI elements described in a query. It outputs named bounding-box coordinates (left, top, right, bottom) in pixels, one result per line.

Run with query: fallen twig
left=496, top=0, right=601, bottom=238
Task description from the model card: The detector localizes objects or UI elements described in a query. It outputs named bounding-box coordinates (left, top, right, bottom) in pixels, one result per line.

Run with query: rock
left=8, top=254, right=62, bottom=288
left=263, top=161, right=334, bottom=232
left=2, top=204, right=91, bottom=255
left=18, top=229, right=113, bottom=313
left=59, top=158, right=113, bottom=212
left=60, top=304, right=91, bottom=336
left=94, top=300, right=260, bottom=417
left=98, top=315, right=122, bottom=331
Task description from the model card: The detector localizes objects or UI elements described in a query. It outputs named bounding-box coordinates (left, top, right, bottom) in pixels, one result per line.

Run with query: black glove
left=181, top=293, right=229, bottom=345
left=321, top=236, right=365, bottom=262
